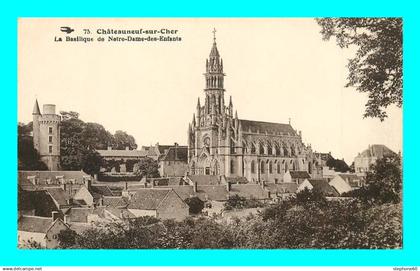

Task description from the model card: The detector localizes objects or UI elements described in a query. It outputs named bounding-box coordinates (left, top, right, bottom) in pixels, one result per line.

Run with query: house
left=18, top=212, right=70, bottom=249
left=264, top=182, right=298, bottom=201
left=283, top=170, right=311, bottom=184
left=331, top=174, right=363, bottom=192
left=297, top=178, right=339, bottom=197
left=127, top=189, right=189, bottom=221
left=18, top=189, right=60, bottom=217
left=64, top=207, right=103, bottom=224
left=103, top=208, right=136, bottom=221
left=73, top=185, right=94, bottom=207
left=45, top=187, right=72, bottom=209
left=141, top=143, right=174, bottom=161
left=354, top=144, right=396, bottom=175
left=158, top=144, right=189, bottom=177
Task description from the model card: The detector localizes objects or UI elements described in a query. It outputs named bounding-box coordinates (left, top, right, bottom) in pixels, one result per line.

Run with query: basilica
left=187, top=33, right=322, bottom=183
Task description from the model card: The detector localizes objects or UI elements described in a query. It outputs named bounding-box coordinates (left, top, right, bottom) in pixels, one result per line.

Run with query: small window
left=49, top=145, right=53, bottom=153
left=48, top=127, right=53, bottom=134
left=48, top=136, right=53, bottom=143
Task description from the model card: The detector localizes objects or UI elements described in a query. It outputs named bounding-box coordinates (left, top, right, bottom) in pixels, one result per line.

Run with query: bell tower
left=203, top=28, right=225, bottom=117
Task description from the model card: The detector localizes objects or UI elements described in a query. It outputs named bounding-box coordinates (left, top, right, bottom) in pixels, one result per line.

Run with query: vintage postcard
left=17, top=18, right=402, bottom=249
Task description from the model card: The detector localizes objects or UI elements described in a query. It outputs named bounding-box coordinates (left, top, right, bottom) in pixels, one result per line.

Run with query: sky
left=18, top=18, right=402, bottom=164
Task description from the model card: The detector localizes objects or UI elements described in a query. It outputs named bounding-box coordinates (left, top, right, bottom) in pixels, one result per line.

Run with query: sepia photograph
left=17, top=18, right=402, bottom=249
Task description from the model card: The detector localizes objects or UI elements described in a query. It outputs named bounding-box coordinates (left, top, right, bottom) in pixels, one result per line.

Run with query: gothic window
left=259, top=143, right=265, bottom=155
left=291, top=145, right=296, bottom=156
left=269, top=161, right=273, bottom=174
left=275, top=144, right=281, bottom=156
left=230, top=138, right=235, bottom=154
left=218, top=95, right=222, bottom=113
left=308, top=162, right=312, bottom=174
left=267, top=142, right=273, bottom=155
left=277, top=162, right=281, bottom=173
left=284, top=162, right=289, bottom=172
left=242, top=142, right=247, bottom=154
left=283, top=146, right=289, bottom=157
left=204, top=137, right=210, bottom=153
left=230, top=160, right=235, bottom=174
left=260, top=161, right=265, bottom=174
left=251, top=160, right=255, bottom=174
left=251, top=143, right=256, bottom=154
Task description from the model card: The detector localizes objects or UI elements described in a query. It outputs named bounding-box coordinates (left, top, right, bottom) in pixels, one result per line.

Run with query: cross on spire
left=212, top=28, right=217, bottom=42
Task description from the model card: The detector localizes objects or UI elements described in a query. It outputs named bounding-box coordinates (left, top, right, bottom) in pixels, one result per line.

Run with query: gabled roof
left=18, top=178, right=37, bottom=191
left=308, top=179, right=339, bottom=196
left=105, top=208, right=136, bottom=220
left=89, top=185, right=114, bottom=200
left=229, top=184, right=269, bottom=200
left=196, top=185, right=229, bottom=201
left=66, top=208, right=96, bottom=223
left=45, top=187, right=71, bottom=206
left=127, top=189, right=173, bottom=210
left=102, top=196, right=128, bottom=207
left=289, top=171, right=311, bottom=179
left=169, top=185, right=196, bottom=200
left=337, top=174, right=362, bottom=188
left=187, top=175, right=221, bottom=185
left=96, top=149, right=147, bottom=158
left=18, top=190, right=59, bottom=217
left=265, top=182, right=298, bottom=194
left=161, top=146, right=188, bottom=162
left=239, top=119, right=296, bottom=135
left=358, top=144, right=396, bottom=158
left=18, top=216, right=52, bottom=233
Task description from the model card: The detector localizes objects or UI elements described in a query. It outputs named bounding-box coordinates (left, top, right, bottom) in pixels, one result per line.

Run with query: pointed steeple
left=235, top=110, right=238, bottom=119
left=33, top=99, right=41, bottom=115
left=197, top=97, right=201, bottom=108
left=229, top=96, right=233, bottom=106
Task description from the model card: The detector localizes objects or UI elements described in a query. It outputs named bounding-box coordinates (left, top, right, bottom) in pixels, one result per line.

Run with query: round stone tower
left=33, top=100, right=61, bottom=171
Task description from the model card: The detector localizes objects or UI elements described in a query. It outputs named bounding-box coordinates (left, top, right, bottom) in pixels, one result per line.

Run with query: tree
left=184, top=197, right=204, bottom=214
left=18, top=123, right=48, bottom=170
left=113, top=130, right=137, bottom=150
left=80, top=149, right=103, bottom=175
left=347, top=154, right=402, bottom=204
left=133, top=158, right=160, bottom=178
left=60, top=111, right=80, bottom=121
left=326, top=157, right=350, bottom=172
left=316, top=18, right=402, bottom=120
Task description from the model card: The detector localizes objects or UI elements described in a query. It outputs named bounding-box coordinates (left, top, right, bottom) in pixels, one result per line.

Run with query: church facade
left=187, top=35, right=321, bottom=183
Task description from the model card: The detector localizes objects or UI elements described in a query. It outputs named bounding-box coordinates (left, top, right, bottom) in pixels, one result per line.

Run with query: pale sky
left=18, top=18, right=402, bottom=164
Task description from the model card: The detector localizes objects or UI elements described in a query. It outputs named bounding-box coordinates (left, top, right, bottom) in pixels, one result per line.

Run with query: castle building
left=354, top=144, right=396, bottom=175
left=32, top=100, right=61, bottom=171
left=187, top=33, right=320, bottom=183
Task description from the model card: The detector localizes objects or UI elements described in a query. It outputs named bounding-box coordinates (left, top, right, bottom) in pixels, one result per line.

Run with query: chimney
left=125, top=146, right=129, bottom=151
left=193, top=182, right=198, bottom=193
left=94, top=174, right=98, bottom=181
left=51, top=211, right=60, bottom=221
left=61, top=183, right=67, bottom=192
left=64, top=215, right=69, bottom=224
left=66, top=198, right=73, bottom=205
left=107, top=146, right=112, bottom=150
left=99, top=197, right=104, bottom=206
left=261, top=180, right=266, bottom=188
left=226, top=182, right=231, bottom=192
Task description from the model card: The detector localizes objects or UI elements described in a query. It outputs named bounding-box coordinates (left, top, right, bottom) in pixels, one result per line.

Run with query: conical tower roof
left=33, top=99, right=41, bottom=115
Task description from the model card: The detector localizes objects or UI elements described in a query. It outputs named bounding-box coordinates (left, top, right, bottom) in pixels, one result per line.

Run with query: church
left=187, top=32, right=321, bottom=183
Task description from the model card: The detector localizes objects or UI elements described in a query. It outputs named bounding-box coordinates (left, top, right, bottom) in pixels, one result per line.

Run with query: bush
left=184, top=197, right=204, bottom=214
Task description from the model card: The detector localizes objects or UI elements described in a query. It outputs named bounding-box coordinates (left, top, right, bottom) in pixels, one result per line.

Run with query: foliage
left=80, top=149, right=103, bottom=176
left=18, top=238, right=44, bottom=249
left=184, top=197, right=205, bottom=214
left=57, top=228, right=78, bottom=248
left=224, top=194, right=265, bottom=211
left=133, top=158, right=160, bottom=178
left=326, top=157, right=350, bottom=173
left=345, top=154, right=402, bottom=204
left=17, top=123, right=48, bottom=170
left=316, top=18, right=402, bottom=120
left=113, top=130, right=137, bottom=150
left=293, top=188, right=327, bottom=205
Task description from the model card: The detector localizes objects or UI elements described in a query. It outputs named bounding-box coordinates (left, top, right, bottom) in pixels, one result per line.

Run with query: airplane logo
left=60, top=27, right=74, bottom=34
